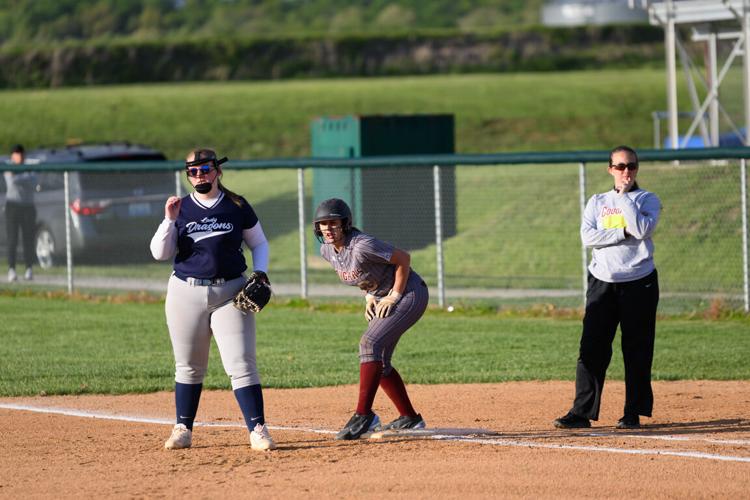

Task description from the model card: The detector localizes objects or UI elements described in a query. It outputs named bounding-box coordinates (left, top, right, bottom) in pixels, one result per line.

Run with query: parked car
left=0, top=143, right=175, bottom=268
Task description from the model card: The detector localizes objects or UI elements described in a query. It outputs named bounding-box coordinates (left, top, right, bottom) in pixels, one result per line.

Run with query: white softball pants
left=165, top=274, right=260, bottom=390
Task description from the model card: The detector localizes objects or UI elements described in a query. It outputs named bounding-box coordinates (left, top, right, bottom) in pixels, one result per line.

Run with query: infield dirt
left=1, top=380, right=749, bottom=499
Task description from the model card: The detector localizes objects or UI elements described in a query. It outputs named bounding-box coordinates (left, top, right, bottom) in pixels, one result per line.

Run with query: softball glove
left=233, top=271, right=272, bottom=314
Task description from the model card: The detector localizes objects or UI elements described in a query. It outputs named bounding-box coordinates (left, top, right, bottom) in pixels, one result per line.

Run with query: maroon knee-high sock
left=356, top=361, right=382, bottom=415
left=379, top=368, right=417, bottom=417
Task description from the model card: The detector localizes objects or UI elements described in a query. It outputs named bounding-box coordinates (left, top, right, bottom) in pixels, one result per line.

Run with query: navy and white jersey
left=172, top=192, right=258, bottom=280
left=320, top=230, right=408, bottom=297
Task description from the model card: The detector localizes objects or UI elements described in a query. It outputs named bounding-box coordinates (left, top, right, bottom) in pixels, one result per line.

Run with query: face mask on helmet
left=185, top=153, right=228, bottom=170
left=194, top=182, right=213, bottom=194
left=185, top=151, right=227, bottom=194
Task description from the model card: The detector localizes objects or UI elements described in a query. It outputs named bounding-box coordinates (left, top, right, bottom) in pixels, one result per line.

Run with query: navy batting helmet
left=313, top=198, right=353, bottom=240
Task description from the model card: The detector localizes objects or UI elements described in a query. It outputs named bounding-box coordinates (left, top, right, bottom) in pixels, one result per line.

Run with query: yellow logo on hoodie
left=600, top=206, right=626, bottom=229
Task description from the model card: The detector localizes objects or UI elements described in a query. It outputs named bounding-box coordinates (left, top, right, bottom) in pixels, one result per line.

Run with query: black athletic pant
left=5, top=201, right=36, bottom=269
left=571, top=270, right=659, bottom=420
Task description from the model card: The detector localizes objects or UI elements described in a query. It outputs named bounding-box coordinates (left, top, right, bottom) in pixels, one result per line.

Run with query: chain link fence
left=2, top=149, right=748, bottom=314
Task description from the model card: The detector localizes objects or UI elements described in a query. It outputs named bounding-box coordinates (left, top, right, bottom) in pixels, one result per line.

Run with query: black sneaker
left=553, top=411, right=591, bottom=429
left=335, top=412, right=380, bottom=440
left=616, top=414, right=640, bottom=429
left=376, top=414, right=426, bottom=431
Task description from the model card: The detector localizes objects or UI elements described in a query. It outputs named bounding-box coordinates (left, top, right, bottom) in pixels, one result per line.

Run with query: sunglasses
left=185, top=164, right=215, bottom=177
left=610, top=162, right=638, bottom=171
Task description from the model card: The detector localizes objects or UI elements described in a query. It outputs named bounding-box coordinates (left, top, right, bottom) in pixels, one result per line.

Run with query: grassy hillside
left=0, top=69, right=680, bottom=158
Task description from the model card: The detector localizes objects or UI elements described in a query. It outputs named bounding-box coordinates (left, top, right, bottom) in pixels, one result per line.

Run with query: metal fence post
left=297, top=167, right=308, bottom=299
left=433, top=164, right=445, bottom=308
left=652, top=111, right=661, bottom=149
left=579, top=162, right=588, bottom=307
left=741, top=158, right=749, bottom=312
left=665, top=0, right=680, bottom=152
left=63, top=171, right=73, bottom=294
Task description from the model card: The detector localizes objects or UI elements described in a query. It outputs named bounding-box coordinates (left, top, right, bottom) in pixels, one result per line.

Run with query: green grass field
left=0, top=292, right=748, bottom=397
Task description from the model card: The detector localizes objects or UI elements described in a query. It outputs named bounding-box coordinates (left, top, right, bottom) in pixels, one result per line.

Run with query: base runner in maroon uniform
left=313, top=198, right=430, bottom=440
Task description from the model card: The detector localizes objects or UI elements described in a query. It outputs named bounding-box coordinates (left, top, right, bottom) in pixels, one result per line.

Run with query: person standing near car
left=554, top=145, right=661, bottom=430
left=150, top=148, right=276, bottom=451
left=4, top=144, right=37, bottom=282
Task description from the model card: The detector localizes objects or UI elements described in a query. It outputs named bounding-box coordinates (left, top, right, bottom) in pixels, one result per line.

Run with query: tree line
left=0, top=25, right=664, bottom=88
left=0, top=0, right=547, bottom=45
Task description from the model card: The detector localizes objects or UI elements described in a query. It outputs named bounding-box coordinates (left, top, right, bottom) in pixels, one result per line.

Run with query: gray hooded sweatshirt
left=581, top=187, right=662, bottom=283
left=3, top=169, right=37, bottom=206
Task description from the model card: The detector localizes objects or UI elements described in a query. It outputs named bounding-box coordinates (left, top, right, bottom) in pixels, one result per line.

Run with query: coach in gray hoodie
left=554, top=145, right=661, bottom=431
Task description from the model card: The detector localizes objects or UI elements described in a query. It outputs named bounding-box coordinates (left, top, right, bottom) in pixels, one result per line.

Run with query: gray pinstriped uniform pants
left=165, top=274, right=261, bottom=390
left=359, top=272, right=429, bottom=375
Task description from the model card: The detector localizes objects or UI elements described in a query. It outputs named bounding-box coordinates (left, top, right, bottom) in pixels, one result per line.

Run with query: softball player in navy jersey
left=150, top=148, right=276, bottom=451
left=313, top=198, right=429, bottom=440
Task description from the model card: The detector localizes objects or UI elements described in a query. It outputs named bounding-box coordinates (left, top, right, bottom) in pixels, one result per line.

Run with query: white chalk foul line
left=0, top=403, right=176, bottom=425
left=1, top=402, right=748, bottom=463
left=0, top=402, right=336, bottom=434
left=587, top=431, right=750, bottom=446
left=429, top=435, right=750, bottom=463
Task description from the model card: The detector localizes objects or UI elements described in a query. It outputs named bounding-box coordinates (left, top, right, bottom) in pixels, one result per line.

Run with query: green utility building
left=310, top=114, right=456, bottom=250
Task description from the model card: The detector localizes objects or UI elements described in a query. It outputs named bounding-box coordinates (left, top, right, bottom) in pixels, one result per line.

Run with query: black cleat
left=335, top=412, right=380, bottom=440
left=553, top=411, right=591, bottom=429
left=376, top=414, right=426, bottom=431
left=616, top=414, right=640, bottom=429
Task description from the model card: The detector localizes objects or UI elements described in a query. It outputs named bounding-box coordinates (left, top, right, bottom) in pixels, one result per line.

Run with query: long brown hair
left=217, top=179, right=244, bottom=208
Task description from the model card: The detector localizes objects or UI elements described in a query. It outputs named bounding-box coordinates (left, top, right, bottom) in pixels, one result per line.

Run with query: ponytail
left=218, top=180, right=244, bottom=207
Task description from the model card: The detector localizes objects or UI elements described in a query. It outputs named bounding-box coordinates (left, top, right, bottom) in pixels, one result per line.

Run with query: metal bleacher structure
left=543, top=1, right=750, bottom=150
left=644, top=0, right=750, bottom=149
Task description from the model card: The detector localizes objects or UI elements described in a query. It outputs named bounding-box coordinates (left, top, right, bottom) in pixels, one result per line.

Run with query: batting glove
left=375, top=291, right=402, bottom=318
left=365, top=293, right=377, bottom=321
